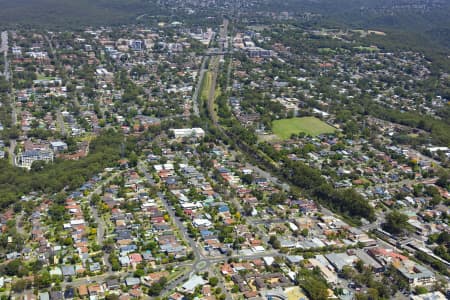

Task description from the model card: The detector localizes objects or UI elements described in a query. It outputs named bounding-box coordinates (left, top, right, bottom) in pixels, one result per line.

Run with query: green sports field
left=272, top=117, right=336, bottom=139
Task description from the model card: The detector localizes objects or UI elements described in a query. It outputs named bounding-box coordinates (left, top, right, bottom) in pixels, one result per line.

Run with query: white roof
left=410, top=291, right=446, bottom=300
left=50, top=141, right=67, bottom=147
left=252, top=246, right=265, bottom=253
left=164, top=163, right=174, bottom=170
left=428, top=146, right=449, bottom=152
left=172, top=128, right=205, bottom=137
left=181, top=202, right=199, bottom=209
left=70, top=219, right=85, bottom=225
left=182, top=275, right=206, bottom=292
left=263, top=256, right=274, bottom=265
left=192, top=218, right=212, bottom=227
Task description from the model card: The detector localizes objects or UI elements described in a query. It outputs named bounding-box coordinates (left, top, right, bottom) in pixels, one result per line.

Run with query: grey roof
left=354, top=249, right=383, bottom=270
left=50, top=291, right=63, bottom=300
left=397, top=262, right=434, bottom=280
left=325, top=252, right=357, bottom=271
left=107, top=278, right=120, bottom=289
left=61, top=265, right=76, bottom=276
left=89, top=262, right=101, bottom=272
left=125, top=277, right=141, bottom=286
left=286, top=255, right=303, bottom=264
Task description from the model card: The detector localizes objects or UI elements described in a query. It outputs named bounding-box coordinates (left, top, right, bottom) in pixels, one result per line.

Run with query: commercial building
left=395, top=260, right=435, bottom=287
left=16, top=150, right=54, bottom=169
left=171, top=128, right=205, bottom=139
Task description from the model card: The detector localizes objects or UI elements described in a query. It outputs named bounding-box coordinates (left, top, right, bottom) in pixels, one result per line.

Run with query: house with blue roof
left=120, top=244, right=137, bottom=255
left=218, top=167, right=230, bottom=173
left=218, top=205, right=229, bottom=213
left=200, top=230, right=215, bottom=239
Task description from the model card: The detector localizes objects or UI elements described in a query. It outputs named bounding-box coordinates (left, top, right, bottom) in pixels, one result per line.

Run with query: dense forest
left=0, top=0, right=163, bottom=28
left=363, top=102, right=450, bottom=147
left=281, top=159, right=376, bottom=223
left=263, top=0, right=450, bottom=49
left=0, top=0, right=449, bottom=52
left=0, top=129, right=138, bottom=210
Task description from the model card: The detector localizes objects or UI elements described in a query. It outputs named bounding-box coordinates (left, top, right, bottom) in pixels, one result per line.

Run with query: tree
left=148, top=277, right=167, bottom=296
left=436, top=231, right=450, bottom=244
left=366, top=288, right=379, bottom=300
left=30, top=260, right=44, bottom=273
left=383, top=210, right=409, bottom=235
left=269, top=235, right=281, bottom=249
left=12, top=279, right=31, bottom=292
left=243, top=203, right=253, bottom=216
left=355, top=260, right=365, bottom=273
left=128, top=151, right=138, bottom=167
left=34, top=270, right=52, bottom=288
left=300, top=276, right=329, bottom=300
left=30, top=160, right=47, bottom=172
left=91, top=193, right=101, bottom=205
left=105, top=295, right=120, bottom=300
left=209, top=277, right=219, bottom=287
left=241, top=174, right=253, bottom=185
left=415, top=286, right=428, bottom=295
left=4, top=259, right=26, bottom=277
left=109, top=253, right=121, bottom=271
left=436, top=171, right=449, bottom=189
left=341, top=266, right=355, bottom=280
